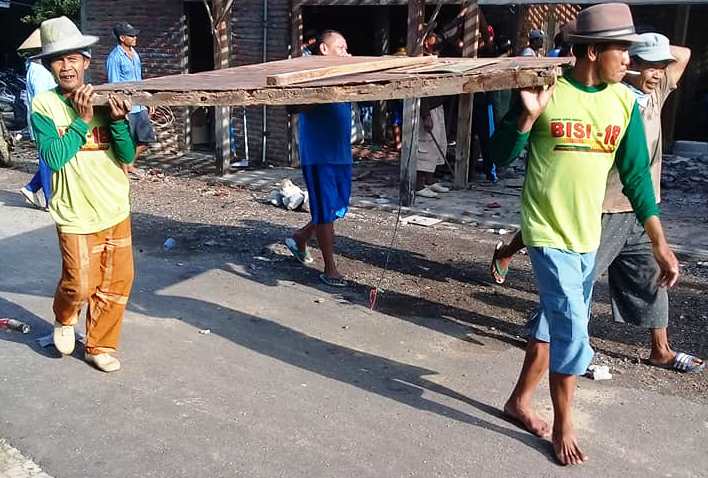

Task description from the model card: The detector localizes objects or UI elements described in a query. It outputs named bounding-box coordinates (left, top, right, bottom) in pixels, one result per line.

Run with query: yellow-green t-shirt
left=490, top=74, right=659, bottom=253
left=31, top=89, right=136, bottom=234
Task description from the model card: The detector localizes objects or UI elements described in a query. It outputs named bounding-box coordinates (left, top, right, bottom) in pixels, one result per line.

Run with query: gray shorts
left=593, top=212, right=669, bottom=329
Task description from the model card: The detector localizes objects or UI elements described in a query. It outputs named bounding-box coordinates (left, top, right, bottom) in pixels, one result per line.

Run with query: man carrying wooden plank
left=490, top=3, right=680, bottom=465
left=30, top=17, right=136, bottom=372
left=285, top=30, right=352, bottom=288
left=490, top=34, right=703, bottom=373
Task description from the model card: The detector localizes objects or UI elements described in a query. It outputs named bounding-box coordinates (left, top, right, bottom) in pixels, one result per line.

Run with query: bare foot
left=552, top=424, right=588, bottom=466
left=503, top=400, right=551, bottom=437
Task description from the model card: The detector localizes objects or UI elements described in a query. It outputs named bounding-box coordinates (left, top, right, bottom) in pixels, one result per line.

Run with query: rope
left=150, top=106, right=175, bottom=128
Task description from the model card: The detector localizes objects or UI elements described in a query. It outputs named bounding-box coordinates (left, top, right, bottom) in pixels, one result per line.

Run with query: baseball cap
left=629, top=33, right=676, bottom=63
left=113, top=22, right=140, bottom=38
left=529, top=29, right=545, bottom=41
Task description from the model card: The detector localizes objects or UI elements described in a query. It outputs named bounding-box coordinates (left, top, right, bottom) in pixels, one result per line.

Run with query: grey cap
left=629, top=33, right=676, bottom=63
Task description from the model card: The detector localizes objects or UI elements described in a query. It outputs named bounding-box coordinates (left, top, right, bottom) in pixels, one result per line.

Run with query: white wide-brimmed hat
left=17, top=28, right=42, bottom=51
left=31, top=16, right=99, bottom=60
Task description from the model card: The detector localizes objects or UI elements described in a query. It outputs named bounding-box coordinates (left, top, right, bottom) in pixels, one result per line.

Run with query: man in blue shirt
left=285, top=30, right=352, bottom=288
left=17, top=28, right=57, bottom=210
left=105, top=22, right=155, bottom=179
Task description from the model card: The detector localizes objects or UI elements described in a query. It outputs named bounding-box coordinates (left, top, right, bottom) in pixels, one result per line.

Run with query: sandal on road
left=651, top=352, right=705, bottom=373
left=319, top=274, right=347, bottom=288
left=285, top=237, right=313, bottom=265
left=490, top=241, right=509, bottom=285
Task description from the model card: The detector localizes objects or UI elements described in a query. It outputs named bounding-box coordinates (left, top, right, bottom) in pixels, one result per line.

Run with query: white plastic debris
left=270, top=179, right=309, bottom=211
left=198, top=329, right=211, bottom=335
left=586, top=364, right=612, bottom=381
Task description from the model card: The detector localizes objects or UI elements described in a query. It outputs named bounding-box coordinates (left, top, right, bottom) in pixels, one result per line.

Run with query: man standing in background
left=106, top=22, right=156, bottom=179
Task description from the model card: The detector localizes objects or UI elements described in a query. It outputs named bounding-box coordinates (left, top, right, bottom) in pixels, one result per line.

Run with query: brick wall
left=82, top=0, right=188, bottom=157
left=231, top=0, right=292, bottom=165
left=517, top=4, right=581, bottom=54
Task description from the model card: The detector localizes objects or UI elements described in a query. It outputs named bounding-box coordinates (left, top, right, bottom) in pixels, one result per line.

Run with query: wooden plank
left=454, top=1, right=480, bottom=190
left=95, top=68, right=557, bottom=107
left=265, top=55, right=435, bottom=86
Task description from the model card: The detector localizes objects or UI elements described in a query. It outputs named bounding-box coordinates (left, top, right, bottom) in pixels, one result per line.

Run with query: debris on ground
left=586, top=364, right=613, bottom=381
left=270, top=179, right=309, bottom=212
left=401, top=215, right=443, bottom=227
left=198, top=329, right=211, bottom=335
left=0, top=318, right=30, bottom=334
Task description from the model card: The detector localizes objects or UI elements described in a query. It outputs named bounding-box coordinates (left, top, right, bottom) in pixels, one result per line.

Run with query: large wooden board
left=265, top=55, right=434, bottom=86
left=93, top=55, right=571, bottom=107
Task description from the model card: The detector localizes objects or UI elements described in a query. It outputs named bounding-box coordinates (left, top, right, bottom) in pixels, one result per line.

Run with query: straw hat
left=30, top=16, right=99, bottom=60
left=567, top=3, right=642, bottom=44
left=17, top=28, right=42, bottom=51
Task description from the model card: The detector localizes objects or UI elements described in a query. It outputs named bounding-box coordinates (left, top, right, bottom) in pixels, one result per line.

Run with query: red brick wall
left=82, top=0, right=188, bottom=157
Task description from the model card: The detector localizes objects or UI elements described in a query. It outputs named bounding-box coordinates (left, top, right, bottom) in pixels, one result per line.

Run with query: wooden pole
left=373, top=8, right=391, bottom=145
left=213, top=0, right=232, bottom=176
left=289, top=0, right=304, bottom=167
left=454, top=1, right=479, bottom=189
left=400, top=0, right=425, bottom=207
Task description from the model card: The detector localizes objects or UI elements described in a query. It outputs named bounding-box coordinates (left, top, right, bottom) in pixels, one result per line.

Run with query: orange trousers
left=53, top=217, right=134, bottom=354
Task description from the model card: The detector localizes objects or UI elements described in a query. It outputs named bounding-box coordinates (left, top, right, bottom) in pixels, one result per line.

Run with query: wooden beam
left=373, top=9, right=391, bottom=144
left=289, top=0, right=304, bottom=167
left=400, top=0, right=425, bottom=207
left=454, top=1, right=479, bottom=189
left=213, top=0, right=232, bottom=176
left=94, top=67, right=558, bottom=107
left=266, top=56, right=434, bottom=86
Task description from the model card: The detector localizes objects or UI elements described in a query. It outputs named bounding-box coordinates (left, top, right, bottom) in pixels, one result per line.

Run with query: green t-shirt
left=490, top=74, right=659, bottom=253
left=31, top=88, right=136, bottom=234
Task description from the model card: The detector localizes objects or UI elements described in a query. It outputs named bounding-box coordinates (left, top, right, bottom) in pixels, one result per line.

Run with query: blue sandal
left=285, top=238, right=314, bottom=265
left=651, top=352, right=705, bottom=373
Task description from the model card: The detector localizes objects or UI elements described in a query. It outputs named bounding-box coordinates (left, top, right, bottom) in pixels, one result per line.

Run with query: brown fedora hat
left=567, top=3, right=642, bottom=44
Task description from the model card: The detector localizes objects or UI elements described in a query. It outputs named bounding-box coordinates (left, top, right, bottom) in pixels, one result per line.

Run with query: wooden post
left=289, top=0, right=304, bottom=167
left=373, top=8, right=390, bottom=144
left=454, top=1, right=479, bottom=189
left=400, top=0, right=425, bottom=207
left=665, top=5, right=691, bottom=148
left=213, top=0, right=232, bottom=176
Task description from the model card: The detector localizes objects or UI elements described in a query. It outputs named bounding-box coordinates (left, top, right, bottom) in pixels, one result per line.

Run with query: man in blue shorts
left=285, top=30, right=352, bottom=288
left=491, top=4, right=679, bottom=465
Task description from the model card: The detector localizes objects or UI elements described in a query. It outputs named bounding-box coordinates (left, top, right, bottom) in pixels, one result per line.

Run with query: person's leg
left=316, top=223, right=341, bottom=279
left=549, top=373, right=587, bottom=465
left=85, top=218, right=134, bottom=359
left=504, top=337, right=551, bottom=437
left=38, top=157, right=52, bottom=205
left=524, top=247, right=594, bottom=464
left=607, top=216, right=703, bottom=370
left=25, top=169, right=42, bottom=193
left=52, top=228, right=101, bottom=354
left=293, top=222, right=316, bottom=253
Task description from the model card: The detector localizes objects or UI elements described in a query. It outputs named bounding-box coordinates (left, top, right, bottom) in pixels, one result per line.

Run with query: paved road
left=0, top=171, right=705, bottom=478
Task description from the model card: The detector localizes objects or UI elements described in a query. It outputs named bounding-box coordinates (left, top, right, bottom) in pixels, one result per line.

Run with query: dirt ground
left=6, top=140, right=708, bottom=403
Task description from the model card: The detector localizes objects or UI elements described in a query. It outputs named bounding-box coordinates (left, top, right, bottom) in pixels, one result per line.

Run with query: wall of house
left=231, top=0, right=292, bottom=165
left=517, top=3, right=581, bottom=54
left=82, top=0, right=188, bottom=158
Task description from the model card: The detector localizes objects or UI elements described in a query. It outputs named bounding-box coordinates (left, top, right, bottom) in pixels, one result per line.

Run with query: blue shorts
left=302, top=164, right=352, bottom=225
left=527, top=247, right=596, bottom=376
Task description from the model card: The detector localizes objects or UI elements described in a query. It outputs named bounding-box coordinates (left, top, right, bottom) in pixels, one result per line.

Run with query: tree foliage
left=22, top=0, right=81, bottom=26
